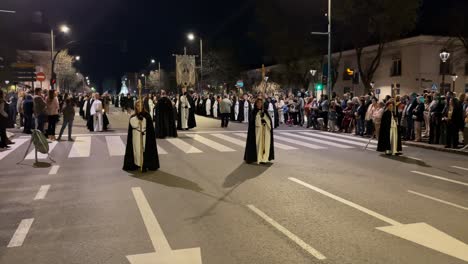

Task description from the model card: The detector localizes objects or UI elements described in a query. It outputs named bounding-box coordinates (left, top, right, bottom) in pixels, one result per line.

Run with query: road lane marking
left=157, top=144, right=167, bottom=155
left=0, top=138, right=28, bottom=161
left=289, top=177, right=401, bottom=226
left=68, top=136, right=91, bottom=157
left=211, top=133, right=246, bottom=146
left=282, top=132, right=354, bottom=149
left=274, top=135, right=326, bottom=150
left=233, top=133, right=297, bottom=150
left=106, top=136, right=126, bottom=156
left=408, top=190, right=468, bottom=211
left=406, top=156, right=423, bottom=161
left=317, top=131, right=408, bottom=148
left=247, top=204, right=326, bottom=260
left=186, top=134, right=235, bottom=152
left=166, top=138, right=202, bottom=153
left=34, top=185, right=51, bottom=200
left=48, top=165, right=60, bottom=175
left=411, top=171, right=468, bottom=187
left=131, top=187, right=171, bottom=251
left=7, top=218, right=34, bottom=248
left=299, top=132, right=377, bottom=148
left=452, top=166, right=468, bottom=171
left=25, top=141, right=58, bottom=160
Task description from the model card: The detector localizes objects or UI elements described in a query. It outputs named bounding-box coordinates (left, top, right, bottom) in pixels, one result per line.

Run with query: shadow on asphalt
left=129, top=170, right=204, bottom=193
left=380, top=155, right=431, bottom=168
left=223, top=163, right=272, bottom=188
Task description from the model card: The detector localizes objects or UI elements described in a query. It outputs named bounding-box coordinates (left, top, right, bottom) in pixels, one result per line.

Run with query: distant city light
left=60, top=25, right=70, bottom=33
left=187, top=33, right=195, bottom=41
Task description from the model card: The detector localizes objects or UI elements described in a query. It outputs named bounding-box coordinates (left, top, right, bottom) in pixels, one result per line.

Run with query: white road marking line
left=247, top=204, right=326, bottom=260
left=25, top=141, right=58, bottom=160
left=452, top=166, right=468, bottom=171
left=105, top=136, right=126, bottom=156
left=157, top=144, right=167, bottom=155
left=0, top=138, right=28, bottom=161
left=275, top=135, right=326, bottom=150
left=7, top=218, right=34, bottom=248
left=131, top=187, right=171, bottom=251
left=233, top=133, right=297, bottom=150
left=289, top=177, right=401, bottom=226
left=48, top=165, right=60, bottom=175
left=166, top=138, right=202, bottom=153
left=281, top=132, right=354, bottom=149
left=211, top=133, right=246, bottom=146
left=406, top=156, right=423, bottom=161
left=299, top=132, right=377, bottom=148
left=34, top=185, right=51, bottom=200
left=317, top=131, right=408, bottom=148
left=408, top=190, right=468, bottom=211
left=411, top=171, right=468, bottom=187
left=186, top=134, right=235, bottom=152
left=68, top=136, right=92, bottom=157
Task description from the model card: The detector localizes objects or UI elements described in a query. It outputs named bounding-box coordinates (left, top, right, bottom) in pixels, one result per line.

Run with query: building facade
left=330, top=35, right=468, bottom=98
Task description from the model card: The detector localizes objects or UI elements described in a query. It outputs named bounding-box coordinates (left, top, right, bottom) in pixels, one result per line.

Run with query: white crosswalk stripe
left=299, top=132, right=377, bottom=148
left=280, top=132, right=354, bottom=149
left=157, top=144, right=168, bottom=155
left=275, top=135, right=326, bottom=150
left=166, top=138, right=203, bottom=153
left=0, top=138, right=29, bottom=161
left=233, top=133, right=298, bottom=150
left=186, top=134, right=235, bottom=152
left=106, top=136, right=126, bottom=156
left=68, top=136, right=92, bottom=158
left=211, top=133, right=246, bottom=147
left=25, top=141, right=58, bottom=160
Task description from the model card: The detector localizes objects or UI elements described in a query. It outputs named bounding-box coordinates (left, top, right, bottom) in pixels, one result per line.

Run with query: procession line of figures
left=122, top=94, right=275, bottom=172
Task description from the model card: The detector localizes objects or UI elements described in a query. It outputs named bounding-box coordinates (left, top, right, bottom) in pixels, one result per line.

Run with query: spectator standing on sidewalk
left=372, top=102, right=385, bottom=140
left=7, top=90, right=17, bottom=128
left=57, top=97, right=75, bottom=141
left=413, top=96, right=425, bottom=142
left=355, top=98, right=366, bottom=136
left=17, top=91, right=25, bottom=129
left=0, top=90, right=11, bottom=149
left=219, top=95, right=232, bottom=128
left=46, top=90, right=60, bottom=141
left=33, top=88, right=48, bottom=133
left=365, top=97, right=377, bottom=137
left=22, top=93, right=34, bottom=134
left=429, top=95, right=443, bottom=144
left=464, top=96, right=468, bottom=146
left=444, top=98, right=463, bottom=148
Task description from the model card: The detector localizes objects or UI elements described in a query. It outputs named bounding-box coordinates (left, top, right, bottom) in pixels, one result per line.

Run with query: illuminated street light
left=151, top=59, right=156, bottom=64
left=187, top=33, right=195, bottom=41
left=439, top=49, right=450, bottom=63
left=141, top=74, right=145, bottom=77
left=60, top=25, right=70, bottom=34
left=75, top=56, right=80, bottom=61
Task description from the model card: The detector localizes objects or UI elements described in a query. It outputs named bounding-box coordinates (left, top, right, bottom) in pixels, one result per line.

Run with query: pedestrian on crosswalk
left=219, top=95, right=232, bottom=128
left=57, top=98, right=75, bottom=142
left=0, top=90, right=11, bottom=149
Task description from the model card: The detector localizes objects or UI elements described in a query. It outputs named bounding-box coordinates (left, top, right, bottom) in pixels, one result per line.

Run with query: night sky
left=0, top=0, right=461, bottom=88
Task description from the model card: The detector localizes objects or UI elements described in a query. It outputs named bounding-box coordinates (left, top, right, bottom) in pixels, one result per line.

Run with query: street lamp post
left=439, top=49, right=450, bottom=94
left=151, top=59, right=162, bottom=91
left=50, top=24, right=71, bottom=91
left=451, top=74, right=458, bottom=92
left=187, top=33, right=203, bottom=93
left=310, top=69, right=317, bottom=95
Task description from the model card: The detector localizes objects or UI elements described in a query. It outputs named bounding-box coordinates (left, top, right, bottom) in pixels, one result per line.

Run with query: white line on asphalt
left=289, top=177, right=402, bottom=226
left=34, top=185, right=51, bottom=200
left=157, top=144, right=168, bottom=155
left=317, top=131, right=408, bottom=148
left=233, top=133, right=297, bottom=150
left=48, top=165, right=60, bottom=175
left=406, top=156, right=423, bottom=162
left=0, top=138, right=28, bottom=161
left=247, top=204, right=327, bottom=260
left=211, top=133, right=246, bottom=146
left=26, top=141, right=58, bottom=160
left=408, top=190, right=468, bottom=211
left=281, top=132, right=354, bottom=149
left=166, top=138, right=202, bottom=153
left=105, top=136, right=126, bottom=156
left=7, top=218, right=34, bottom=248
left=451, top=166, right=468, bottom=172
left=411, top=171, right=468, bottom=187
left=275, top=135, right=326, bottom=150
left=186, top=134, right=235, bottom=152
left=131, top=187, right=171, bottom=251
left=68, top=136, right=91, bottom=158
left=299, top=132, right=377, bottom=148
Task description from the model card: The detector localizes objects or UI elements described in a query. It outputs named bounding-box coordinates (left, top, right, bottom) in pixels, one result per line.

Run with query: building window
left=391, top=58, right=402, bottom=76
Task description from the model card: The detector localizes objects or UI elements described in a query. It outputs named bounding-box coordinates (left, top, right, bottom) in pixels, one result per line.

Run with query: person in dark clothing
left=404, top=94, right=418, bottom=140
left=377, top=101, right=402, bottom=155
left=444, top=98, right=464, bottom=148
left=154, top=91, right=178, bottom=138
left=0, top=90, right=10, bottom=148
left=187, top=91, right=197, bottom=129
left=57, top=98, right=75, bottom=141
left=244, top=98, right=274, bottom=164
left=412, top=96, right=425, bottom=142
left=429, top=96, right=444, bottom=144
left=22, top=94, right=34, bottom=134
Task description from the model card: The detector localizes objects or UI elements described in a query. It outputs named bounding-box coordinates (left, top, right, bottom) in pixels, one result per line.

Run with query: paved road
left=1, top=108, right=468, bottom=264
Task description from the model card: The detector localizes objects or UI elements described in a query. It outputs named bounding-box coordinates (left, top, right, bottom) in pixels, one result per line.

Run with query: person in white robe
left=234, top=99, right=240, bottom=120
left=267, top=99, right=275, bottom=128
left=213, top=98, right=219, bottom=118
left=91, top=94, right=103, bottom=132
left=206, top=97, right=212, bottom=116
left=243, top=97, right=250, bottom=123
left=177, top=89, right=191, bottom=130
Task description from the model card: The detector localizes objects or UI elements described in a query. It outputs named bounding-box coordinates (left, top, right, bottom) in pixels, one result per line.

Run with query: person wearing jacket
left=57, top=98, right=75, bottom=141
left=444, top=98, right=464, bottom=148
left=22, top=94, right=34, bottom=134
left=412, top=96, right=425, bottom=142
left=0, top=90, right=11, bottom=148
left=46, top=89, right=60, bottom=140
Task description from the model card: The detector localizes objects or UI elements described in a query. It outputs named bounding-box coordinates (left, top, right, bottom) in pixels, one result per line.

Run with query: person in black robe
left=123, top=101, right=159, bottom=172
left=154, top=90, right=178, bottom=138
left=244, top=98, right=275, bottom=164
left=86, top=95, right=94, bottom=131
left=377, top=100, right=402, bottom=155
left=187, top=91, right=197, bottom=129
left=200, top=97, right=207, bottom=116
left=237, top=94, right=252, bottom=123
left=79, top=95, right=85, bottom=118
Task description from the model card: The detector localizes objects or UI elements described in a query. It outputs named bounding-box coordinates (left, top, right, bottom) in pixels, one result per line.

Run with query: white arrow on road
left=289, top=177, right=468, bottom=263
left=127, top=187, right=202, bottom=264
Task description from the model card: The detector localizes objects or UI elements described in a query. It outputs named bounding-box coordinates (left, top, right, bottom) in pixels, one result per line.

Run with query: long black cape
left=86, top=99, right=94, bottom=131
left=187, top=95, right=197, bottom=128
left=377, top=110, right=402, bottom=152
left=244, top=108, right=275, bottom=163
left=237, top=100, right=251, bottom=122
left=155, top=97, right=178, bottom=138
left=123, top=112, right=160, bottom=171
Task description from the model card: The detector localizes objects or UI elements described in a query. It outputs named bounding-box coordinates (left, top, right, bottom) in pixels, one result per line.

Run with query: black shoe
left=68, top=138, right=74, bottom=142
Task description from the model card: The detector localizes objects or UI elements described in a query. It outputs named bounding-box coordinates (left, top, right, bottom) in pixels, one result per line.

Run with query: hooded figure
left=123, top=100, right=160, bottom=172
left=244, top=98, right=275, bottom=164
left=377, top=101, right=402, bottom=155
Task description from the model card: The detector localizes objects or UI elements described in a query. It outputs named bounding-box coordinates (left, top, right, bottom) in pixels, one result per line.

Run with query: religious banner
left=175, top=55, right=196, bottom=87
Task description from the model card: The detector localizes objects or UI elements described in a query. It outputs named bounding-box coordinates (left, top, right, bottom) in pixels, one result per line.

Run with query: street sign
left=431, top=83, right=438, bottom=91
left=36, top=72, right=46, bottom=82
left=375, top=88, right=381, bottom=95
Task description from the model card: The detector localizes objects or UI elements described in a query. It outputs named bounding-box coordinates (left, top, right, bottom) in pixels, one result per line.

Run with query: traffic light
left=316, top=83, right=323, bottom=91
left=321, top=75, right=327, bottom=85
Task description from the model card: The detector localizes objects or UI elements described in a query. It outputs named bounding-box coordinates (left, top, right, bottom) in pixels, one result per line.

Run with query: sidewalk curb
left=403, top=141, right=468, bottom=156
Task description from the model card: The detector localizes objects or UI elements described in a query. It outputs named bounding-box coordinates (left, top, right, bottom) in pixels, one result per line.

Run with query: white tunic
left=148, top=99, right=155, bottom=119
left=268, top=102, right=275, bottom=128
left=178, top=95, right=190, bottom=129
left=213, top=101, right=218, bottom=118
left=206, top=99, right=212, bottom=116
left=243, top=101, right=250, bottom=123
left=130, top=116, right=147, bottom=167
left=255, top=112, right=272, bottom=164
left=91, top=99, right=103, bottom=132
left=234, top=101, right=239, bottom=120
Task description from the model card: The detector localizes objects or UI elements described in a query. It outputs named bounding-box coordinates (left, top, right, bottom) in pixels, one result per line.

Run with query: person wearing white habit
left=90, top=93, right=104, bottom=132
left=205, top=96, right=212, bottom=116
left=177, top=87, right=191, bottom=130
